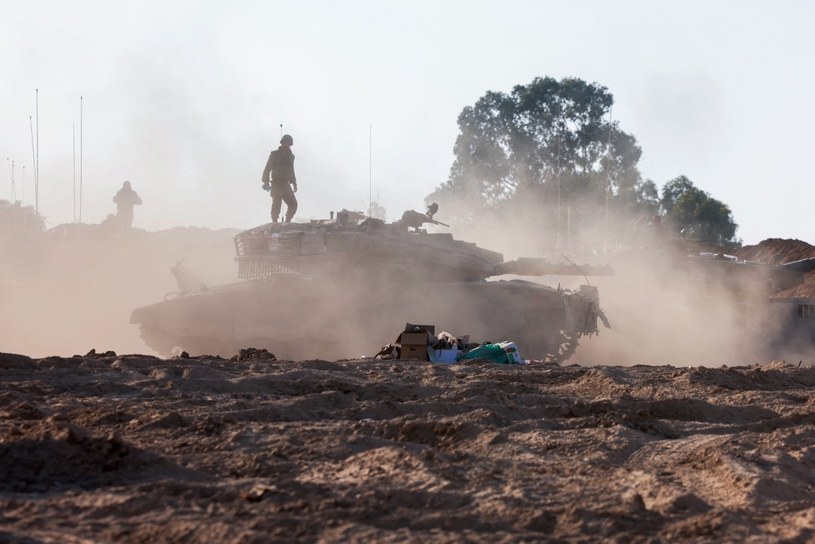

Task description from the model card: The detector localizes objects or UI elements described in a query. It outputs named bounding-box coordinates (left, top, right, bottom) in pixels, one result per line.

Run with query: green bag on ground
left=460, top=343, right=511, bottom=364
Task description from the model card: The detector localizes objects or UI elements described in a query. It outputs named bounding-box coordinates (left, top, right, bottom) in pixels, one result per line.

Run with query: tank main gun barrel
left=686, top=254, right=811, bottom=292
left=492, top=257, right=615, bottom=277
left=781, top=257, right=815, bottom=275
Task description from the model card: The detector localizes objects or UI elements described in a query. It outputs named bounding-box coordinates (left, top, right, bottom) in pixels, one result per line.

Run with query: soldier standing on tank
left=112, top=180, right=142, bottom=228
left=261, top=134, right=298, bottom=223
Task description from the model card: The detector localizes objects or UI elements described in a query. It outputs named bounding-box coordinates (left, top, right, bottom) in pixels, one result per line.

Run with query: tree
left=428, top=76, right=645, bottom=248
left=620, top=178, right=661, bottom=220
left=660, top=176, right=739, bottom=247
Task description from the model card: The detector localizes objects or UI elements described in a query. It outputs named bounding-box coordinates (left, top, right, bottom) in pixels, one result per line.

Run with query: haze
left=2, top=1, right=814, bottom=364
left=2, top=0, right=814, bottom=244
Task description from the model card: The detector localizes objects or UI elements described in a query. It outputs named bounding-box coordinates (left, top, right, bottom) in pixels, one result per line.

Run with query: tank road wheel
left=553, top=331, right=580, bottom=364
left=538, top=331, right=578, bottom=364
left=506, top=322, right=578, bottom=364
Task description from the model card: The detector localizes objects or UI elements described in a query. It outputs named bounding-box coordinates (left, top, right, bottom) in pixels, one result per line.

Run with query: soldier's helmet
left=280, top=134, right=294, bottom=146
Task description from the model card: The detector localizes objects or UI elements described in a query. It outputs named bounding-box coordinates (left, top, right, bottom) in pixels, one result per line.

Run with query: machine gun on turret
left=399, top=202, right=449, bottom=231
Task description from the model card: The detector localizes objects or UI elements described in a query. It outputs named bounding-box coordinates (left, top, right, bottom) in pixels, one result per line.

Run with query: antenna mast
left=368, top=123, right=372, bottom=218
left=29, top=116, right=37, bottom=214
left=556, top=127, right=561, bottom=251
left=6, top=158, right=14, bottom=202
left=79, top=96, right=83, bottom=223
left=73, top=123, right=76, bottom=222
left=605, top=106, right=612, bottom=249
left=36, top=90, right=40, bottom=215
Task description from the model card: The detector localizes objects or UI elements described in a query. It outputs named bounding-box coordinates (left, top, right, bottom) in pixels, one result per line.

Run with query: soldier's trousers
left=270, top=182, right=297, bottom=223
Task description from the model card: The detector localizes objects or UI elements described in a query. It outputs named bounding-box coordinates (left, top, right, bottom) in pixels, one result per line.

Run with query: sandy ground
left=1, top=351, right=814, bottom=543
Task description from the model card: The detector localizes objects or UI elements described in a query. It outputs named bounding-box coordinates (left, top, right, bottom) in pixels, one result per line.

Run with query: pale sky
left=2, top=0, right=813, bottom=245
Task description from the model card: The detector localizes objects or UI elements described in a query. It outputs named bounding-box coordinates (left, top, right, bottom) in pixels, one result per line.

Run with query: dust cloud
left=440, top=202, right=809, bottom=367
left=1, top=220, right=239, bottom=358
left=577, top=262, right=784, bottom=367
left=3, top=196, right=811, bottom=365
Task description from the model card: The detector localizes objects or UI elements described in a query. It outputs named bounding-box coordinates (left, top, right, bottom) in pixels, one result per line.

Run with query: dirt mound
left=736, top=238, right=815, bottom=298
left=777, top=275, right=815, bottom=299
left=736, top=238, right=815, bottom=264
left=0, top=418, right=164, bottom=493
left=682, top=363, right=815, bottom=390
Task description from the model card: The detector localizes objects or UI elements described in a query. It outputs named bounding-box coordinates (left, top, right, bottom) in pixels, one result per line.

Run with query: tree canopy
left=429, top=77, right=647, bottom=244
left=428, top=76, right=740, bottom=250
left=660, top=176, right=738, bottom=247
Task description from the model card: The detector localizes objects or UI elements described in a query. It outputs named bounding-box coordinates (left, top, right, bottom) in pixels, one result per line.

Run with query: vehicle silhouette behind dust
left=130, top=208, right=613, bottom=362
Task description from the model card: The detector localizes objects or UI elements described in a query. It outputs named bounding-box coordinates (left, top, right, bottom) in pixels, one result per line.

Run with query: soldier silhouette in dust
left=112, top=180, right=142, bottom=227
left=261, top=134, right=298, bottom=223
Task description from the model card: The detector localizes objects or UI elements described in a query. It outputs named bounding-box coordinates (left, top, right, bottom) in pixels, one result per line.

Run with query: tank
left=130, top=207, right=613, bottom=362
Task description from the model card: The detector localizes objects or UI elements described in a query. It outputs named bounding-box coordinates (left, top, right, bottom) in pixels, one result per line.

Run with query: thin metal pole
left=6, top=158, right=12, bottom=201
left=29, top=116, right=37, bottom=214
left=279, top=123, right=283, bottom=138
left=79, top=96, right=83, bottom=223
left=73, top=123, right=76, bottom=222
left=556, top=130, right=561, bottom=251
left=605, top=106, right=612, bottom=249
left=35, top=90, right=39, bottom=215
left=368, top=124, right=372, bottom=218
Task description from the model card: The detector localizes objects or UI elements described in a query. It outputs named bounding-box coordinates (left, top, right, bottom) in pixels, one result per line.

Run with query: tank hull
left=132, top=212, right=610, bottom=362
left=131, top=277, right=601, bottom=362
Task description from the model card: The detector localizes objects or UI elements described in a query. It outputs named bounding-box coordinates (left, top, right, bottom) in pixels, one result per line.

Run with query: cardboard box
left=397, top=324, right=435, bottom=360
left=401, top=344, right=428, bottom=360
left=497, top=341, right=524, bottom=364
left=401, top=332, right=430, bottom=345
